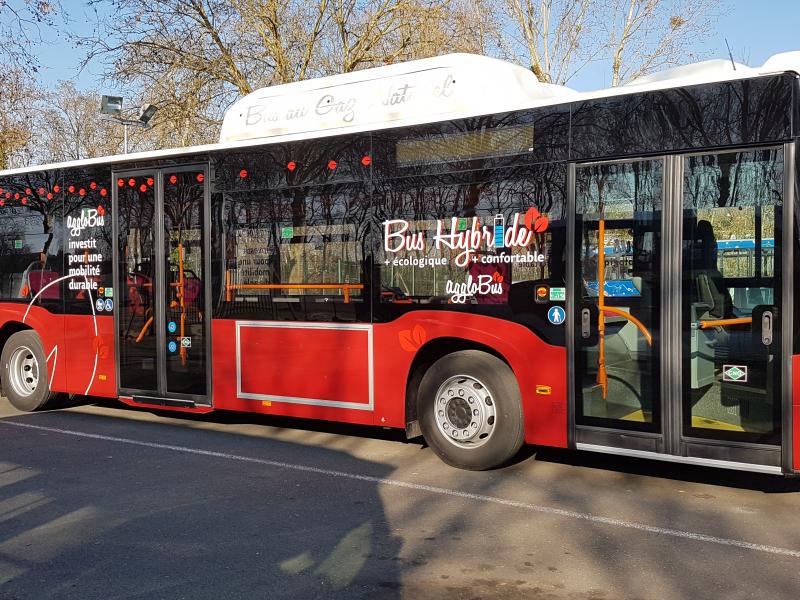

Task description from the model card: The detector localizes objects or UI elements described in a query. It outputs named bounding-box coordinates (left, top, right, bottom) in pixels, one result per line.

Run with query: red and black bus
left=1, top=52, right=799, bottom=473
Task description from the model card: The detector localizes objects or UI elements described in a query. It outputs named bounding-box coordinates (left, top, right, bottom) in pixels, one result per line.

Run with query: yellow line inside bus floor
left=619, top=410, right=745, bottom=432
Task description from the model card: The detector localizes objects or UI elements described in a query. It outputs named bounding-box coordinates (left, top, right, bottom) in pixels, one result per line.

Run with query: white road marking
left=1, top=418, right=799, bottom=558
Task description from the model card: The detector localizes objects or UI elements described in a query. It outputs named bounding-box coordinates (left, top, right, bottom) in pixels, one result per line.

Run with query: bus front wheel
left=418, top=350, right=524, bottom=470
left=1, top=330, right=57, bottom=412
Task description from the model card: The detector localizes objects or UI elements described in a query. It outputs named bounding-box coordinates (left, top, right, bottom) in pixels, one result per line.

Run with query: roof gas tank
left=761, top=51, right=800, bottom=75
left=623, top=59, right=753, bottom=88
left=218, top=53, right=576, bottom=144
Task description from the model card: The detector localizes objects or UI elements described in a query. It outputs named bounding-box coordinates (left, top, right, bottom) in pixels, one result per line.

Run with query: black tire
left=1, top=330, right=57, bottom=412
left=417, top=350, right=524, bottom=470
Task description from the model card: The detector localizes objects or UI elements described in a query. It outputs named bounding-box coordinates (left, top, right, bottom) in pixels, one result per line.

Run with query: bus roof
left=2, top=51, right=799, bottom=178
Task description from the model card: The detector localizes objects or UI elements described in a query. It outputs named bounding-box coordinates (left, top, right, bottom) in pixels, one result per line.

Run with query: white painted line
left=2, top=419, right=799, bottom=558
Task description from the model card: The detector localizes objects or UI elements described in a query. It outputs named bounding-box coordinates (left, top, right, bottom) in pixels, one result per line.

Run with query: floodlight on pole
left=100, top=95, right=123, bottom=116
left=99, top=95, right=159, bottom=154
left=138, top=104, right=158, bottom=125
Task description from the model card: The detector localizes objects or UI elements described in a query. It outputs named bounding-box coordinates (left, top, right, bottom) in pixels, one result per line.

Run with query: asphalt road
left=0, top=398, right=799, bottom=600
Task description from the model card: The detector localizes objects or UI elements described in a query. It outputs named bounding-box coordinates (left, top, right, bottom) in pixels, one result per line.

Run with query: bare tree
left=80, top=0, right=498, bottom=146
left=36, top=82, right=127, bottom=162
left=0, top=69, right=41, bottom=169
left=0, top=1, right=63, bottom=70
left=0, top=1, right=67, bottom=168
left=502, top=0, right=721, bottom=86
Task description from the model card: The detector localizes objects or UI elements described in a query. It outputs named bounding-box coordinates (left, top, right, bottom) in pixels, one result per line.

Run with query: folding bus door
left=570, top=147, right=792, bottom=473
left=113, top=166, right=212, bottom=407
left=679, top=148, right=785, bottom=467
left=572, top=158, right=665, bottom=452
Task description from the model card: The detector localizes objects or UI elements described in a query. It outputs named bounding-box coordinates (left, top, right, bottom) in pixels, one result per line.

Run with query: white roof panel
left=1, top=51, right=798, bottom=178
left=218, top=53, right=577, bottom=144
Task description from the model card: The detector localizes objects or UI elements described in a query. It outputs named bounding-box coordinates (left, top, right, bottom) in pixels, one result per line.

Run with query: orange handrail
left=600, top=306, right=653, bottom=346
left=699, top=316, right=752, bottom=330
left=597, top=219, right=607, bottom=399
left=225, top=270, right=363, bottom=303
left=178, top=242, right=187, bottom=367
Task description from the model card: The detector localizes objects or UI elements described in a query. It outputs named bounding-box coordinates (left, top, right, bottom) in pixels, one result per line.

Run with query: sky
left=29, top=0, right=800, bottom=95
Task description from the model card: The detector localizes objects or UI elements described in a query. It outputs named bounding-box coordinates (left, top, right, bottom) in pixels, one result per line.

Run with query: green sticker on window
left=722, top=365, right=747, bottom=382
left=13, top=240, right=22, bottom=249
left=457, top=218, right=468, bottom=231
left=549, top=287, right=566, bottom=301
left=281, top=226, right=294, bottom=239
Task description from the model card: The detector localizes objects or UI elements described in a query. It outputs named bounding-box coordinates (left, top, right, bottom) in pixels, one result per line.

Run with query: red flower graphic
left=524, top=207, right=549, bottom=233
left=399, top=324, right=427, bottom=352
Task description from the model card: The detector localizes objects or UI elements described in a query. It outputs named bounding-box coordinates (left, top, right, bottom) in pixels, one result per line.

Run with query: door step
left=131, top=395, right=196, bottom=408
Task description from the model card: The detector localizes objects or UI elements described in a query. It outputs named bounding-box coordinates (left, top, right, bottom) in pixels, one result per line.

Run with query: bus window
left=374, top=169, right=566, bottom=309
left=62, top=166, right=114, bottom=314
left=0, top=172, right=64, bottom=308
left=215, top=183, right=370, bottom=323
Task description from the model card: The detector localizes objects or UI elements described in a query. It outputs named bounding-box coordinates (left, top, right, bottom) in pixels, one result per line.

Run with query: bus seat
left=27, top=270, right=61, bottom=300
left=20, top=262, right=61, bottom=300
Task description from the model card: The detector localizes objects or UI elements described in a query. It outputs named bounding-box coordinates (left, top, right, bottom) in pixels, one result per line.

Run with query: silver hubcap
left=8, top=346, right=39, bottom=398
left=433, top=375, right=496, bottom=448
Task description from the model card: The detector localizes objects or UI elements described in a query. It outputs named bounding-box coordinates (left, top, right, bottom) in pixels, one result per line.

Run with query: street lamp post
left=99, top=95, right=158, bottom=154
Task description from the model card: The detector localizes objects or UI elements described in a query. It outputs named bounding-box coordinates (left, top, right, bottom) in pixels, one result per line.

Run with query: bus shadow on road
left=0, top=408, right=407, bottom=600
left=39, top=396, right=800, bottom=494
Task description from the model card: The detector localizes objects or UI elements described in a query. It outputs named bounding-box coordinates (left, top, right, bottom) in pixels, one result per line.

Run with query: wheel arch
left=0, top=321, right=34, bottom=360
left=404, top=336, right=513, bottom=437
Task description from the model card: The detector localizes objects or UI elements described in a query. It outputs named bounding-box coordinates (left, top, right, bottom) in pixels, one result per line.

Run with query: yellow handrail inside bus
left=699, top=316, right=752, bottom=329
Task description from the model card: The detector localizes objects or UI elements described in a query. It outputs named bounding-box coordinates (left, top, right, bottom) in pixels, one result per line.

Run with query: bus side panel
left=211, top=319, right=376, bottom=426
left=0, top=305, right=67, bottom=393
left=793, top=355, right=800, bottom=472
left=62, top=314, right=116, bottom=398
left=373, top=311, right=567, bottom=448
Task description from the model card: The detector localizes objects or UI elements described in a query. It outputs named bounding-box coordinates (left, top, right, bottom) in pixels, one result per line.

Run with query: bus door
left=113, top=166, right=211, bottom=406
left=679, top=148, right=784, bottom=465
left=572, top=158, right=664, bottom=450
left=571, top=149, right=788, bottom=471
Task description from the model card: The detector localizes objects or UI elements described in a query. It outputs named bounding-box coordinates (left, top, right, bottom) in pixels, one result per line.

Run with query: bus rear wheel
left=418, top=350, right=524, bottom=470
left=2, top=331, right=57, bottom=412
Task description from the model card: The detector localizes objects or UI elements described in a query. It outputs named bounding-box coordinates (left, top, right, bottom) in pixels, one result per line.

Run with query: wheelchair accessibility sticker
left=547, top=306, right=566, bottom=325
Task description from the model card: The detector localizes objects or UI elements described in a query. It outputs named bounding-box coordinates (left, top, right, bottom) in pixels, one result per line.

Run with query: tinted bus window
left=62, top=167, right=114, bottom=314
left=571, top=76, right=794, bottom=161
left=0, top=171, right=64, bottom=310
left=373, top=164, right=567, bottom=345
left=212, top=182, right=371, bottom=322
left=213, top=135, right=371, bottom=191
left=372, top=107, right=569, bottom=179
